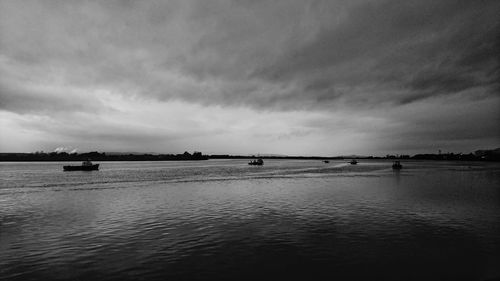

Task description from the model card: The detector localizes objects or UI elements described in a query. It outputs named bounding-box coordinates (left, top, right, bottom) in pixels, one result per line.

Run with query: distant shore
left=1, top=148, right=499, bottom=162
left=0, top=151, right=208, bottom=162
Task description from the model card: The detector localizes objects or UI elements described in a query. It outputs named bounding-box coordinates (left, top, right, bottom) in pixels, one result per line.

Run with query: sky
left=0, top=0, right=499, bottom=156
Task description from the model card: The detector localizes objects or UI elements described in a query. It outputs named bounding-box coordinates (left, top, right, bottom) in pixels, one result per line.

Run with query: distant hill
left=474, top=148, right=500, bottom=160
left=339, top=155, right=371, bottom=159
left=104, top=152, right=157, bottom=155
left=254, top=153, right=289, bottom=157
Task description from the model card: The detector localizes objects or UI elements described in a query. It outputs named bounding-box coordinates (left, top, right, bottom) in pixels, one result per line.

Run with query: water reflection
left=393, top=169, right=401, bottom=185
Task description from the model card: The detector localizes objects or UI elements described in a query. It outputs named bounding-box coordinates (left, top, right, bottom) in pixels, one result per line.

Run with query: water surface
left=1, top=160, right=499, bottom=280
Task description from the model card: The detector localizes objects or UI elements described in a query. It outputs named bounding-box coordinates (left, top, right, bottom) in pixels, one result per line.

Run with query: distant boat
left=323, top=160, right=329, bottom=163
left=248, top=158, right=264, bottom=166
left=392, top=161, right=402, bottom=170
left=63, top=159, right=99, bottom=171
left=350, top=159, right=358, bottom=165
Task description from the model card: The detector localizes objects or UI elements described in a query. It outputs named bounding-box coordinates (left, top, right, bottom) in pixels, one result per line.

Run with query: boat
left=323, top=160, right=330, bottom=163
left=63, top=159, right=99, bottom=171
left=248, top=158, right=264, bottom=166
left=350, top=159, right=358, bottom=165
left=392, top=161, right=402, bottom=170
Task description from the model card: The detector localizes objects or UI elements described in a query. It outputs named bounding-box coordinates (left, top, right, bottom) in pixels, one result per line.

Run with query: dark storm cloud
left=252, top=0, right=500, bottom=108
left=2, top=0, right=498, bottom=111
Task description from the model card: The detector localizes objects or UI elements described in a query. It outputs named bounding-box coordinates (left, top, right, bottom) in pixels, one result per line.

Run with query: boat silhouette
left=392, top=161, right=402, bottom=170
left=63, top=159, right=99, bottom=171
left=248, top=158, right=264, bottom=166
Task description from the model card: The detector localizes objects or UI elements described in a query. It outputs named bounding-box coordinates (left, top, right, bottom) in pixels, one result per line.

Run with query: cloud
left=254, top=0, right=499, bottom=107
left=0, top=77, right=109, bottom=114
left=1, top=0, right=498, bottom=111
left=0, top=0, right=498, bottom=154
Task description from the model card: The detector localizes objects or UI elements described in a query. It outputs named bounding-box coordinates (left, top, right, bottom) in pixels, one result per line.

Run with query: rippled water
left=1, top=159, right=499, bottom=280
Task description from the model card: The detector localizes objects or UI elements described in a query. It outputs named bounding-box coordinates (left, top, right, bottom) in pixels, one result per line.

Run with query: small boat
left=323, top=160, right=329, bottom=163
left=392, top=161, right=402, bottom=170
left=63, top=159, right=99, bottom=171
left=248, top=158, right=264, bottom=166
left=350, top=159, right=358, bottom=165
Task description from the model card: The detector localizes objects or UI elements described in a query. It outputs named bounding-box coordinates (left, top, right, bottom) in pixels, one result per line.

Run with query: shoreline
left=1, top=157, right=498, bottom=162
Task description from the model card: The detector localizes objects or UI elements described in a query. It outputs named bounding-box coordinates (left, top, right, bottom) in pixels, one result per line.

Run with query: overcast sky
left=0, top=0, right=499, bottom=155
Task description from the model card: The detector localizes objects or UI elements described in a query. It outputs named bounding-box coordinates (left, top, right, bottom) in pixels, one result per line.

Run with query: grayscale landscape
left=0, top=1, right=499, bottom=280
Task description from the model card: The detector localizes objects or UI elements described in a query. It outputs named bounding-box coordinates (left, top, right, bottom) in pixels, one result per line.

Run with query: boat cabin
left=248, top=158, right=264, bottom=166
left=392, top=161, right=403, bottom=169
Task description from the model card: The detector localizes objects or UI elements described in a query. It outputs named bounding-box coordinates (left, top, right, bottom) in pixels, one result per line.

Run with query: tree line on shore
left=0, top=148, right=499, bottom=161
left=0, top=151, right=208, bottom=162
